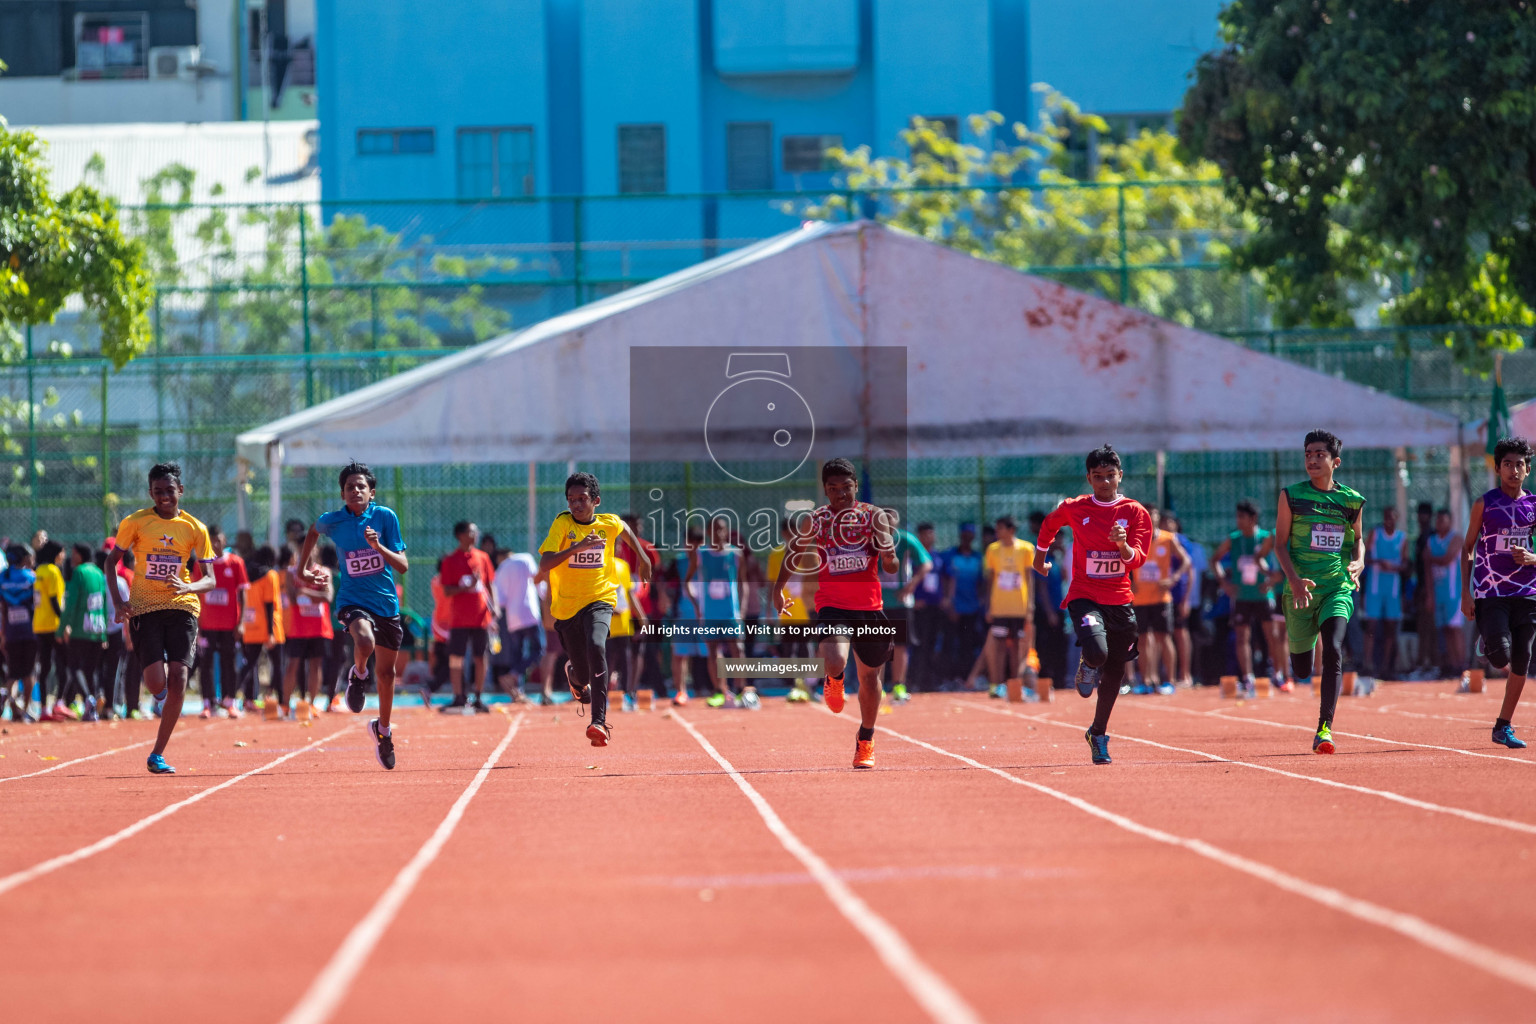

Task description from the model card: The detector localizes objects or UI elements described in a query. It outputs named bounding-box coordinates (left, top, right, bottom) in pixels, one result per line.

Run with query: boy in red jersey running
left=774, top=458, right=899, bottom=769
left=1034, top=444, right=1153, bottom=765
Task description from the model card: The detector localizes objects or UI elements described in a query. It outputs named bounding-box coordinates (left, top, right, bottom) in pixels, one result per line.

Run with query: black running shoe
left=345, top=670, right=368, bottom=713
left=368, top=718, right=396, bottom=770
left=566, top=663, right=590, bottom=709
left=439, top=695, right=469, bottom=714
left=1074, top=662, right=1100, bottom=698
left=1086, top=728, right=1112, bottom=765
left=471, top=699, right=490, bottom=714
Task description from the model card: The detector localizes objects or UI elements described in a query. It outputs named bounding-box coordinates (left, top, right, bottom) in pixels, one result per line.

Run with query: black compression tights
left=1290, top=616, right=1349, bottom=729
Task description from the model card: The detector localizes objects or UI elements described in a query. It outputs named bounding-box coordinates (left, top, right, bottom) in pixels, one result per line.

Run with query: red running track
left=1, top=680, right=1533, bottom=1023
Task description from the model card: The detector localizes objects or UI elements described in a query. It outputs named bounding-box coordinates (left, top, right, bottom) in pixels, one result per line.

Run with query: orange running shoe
left=672, top=689, right=690, bottom=706
left=853, top=738, right=875, bottom=768
left=824, top=674, right=846, bottom=714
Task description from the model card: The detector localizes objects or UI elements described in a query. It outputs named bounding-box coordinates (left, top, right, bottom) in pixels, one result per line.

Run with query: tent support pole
left=527, top=462, right=537, bottom=552
left=235, top=457, right=250, bottom=533
left=267, top=444, right=283, bottom=548
left=1393, top=446, right=1408, bottom=529
left=1155, top=450, right=1167, bottom=512
left=1449, top=438, right=1467, bottom=532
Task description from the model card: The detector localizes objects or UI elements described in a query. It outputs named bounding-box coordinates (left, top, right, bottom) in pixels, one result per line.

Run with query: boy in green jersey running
left=1273, top=430, right=1366, bottom=754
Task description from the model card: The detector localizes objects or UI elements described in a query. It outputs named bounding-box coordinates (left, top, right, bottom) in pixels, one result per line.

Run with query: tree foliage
left=1181, top=0, right=1536, bottom=359
left=0, top=121, right=153, bottom=368
left=794, top=94, right=1252, bottom=330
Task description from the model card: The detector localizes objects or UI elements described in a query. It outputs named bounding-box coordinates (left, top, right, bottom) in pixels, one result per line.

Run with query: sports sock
left=378, top=722, right=391, bottom=736
left=1497, top=717, right=1511, bottom=730
left=857, top=726, right=874, bottom=741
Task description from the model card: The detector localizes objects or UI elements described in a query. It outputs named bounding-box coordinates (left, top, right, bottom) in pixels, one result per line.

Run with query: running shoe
left=1156, top=682, right=1176, bottom=697
left=1276, top=676, right=1295, bottom=693
left=198, top=706, right=213, bottom=719
left=1085, top=729, right=1111, bottom=765
left=990, top=683, right=1005, bottom=699
left=586, top=721, right=611, bottom=747
left=564, top=664, right=589, bottom=707
left=53, top=700, right=79, bottom=721
left=1312, top=724, right=1335, bottom=755
left=786, top=684, right=811, bottom=703
left=1493, top=723, right=1527, bottom=749
left=368, top=718, right=396, bottom=770
left=704, top=692, right=727, bottom=708
left=892, top=682, right=911, bottom=704
left=81, top=703, right=100, bottom=722
left=824, top=674, right=846, bottom=714
left=741, top=688, right=761, bottom=710
left=1117, top=682, right=1131, bottom=695
left=1131, top=683, right=1151, bottom=696
left=853, top=739, right=875, bottom=769
left=621, top=693, right=636, bottom=713
left=1073, top=662, right=1098, bottom=697
left=471, top=699, right=490, bottom=714
left=146, top=753, right=175, bottom=775
left=345, top=669, right=368, bottom=713
left=672, top=689, right=690, bottom=706
left=127, top=708, right=145, bottom=720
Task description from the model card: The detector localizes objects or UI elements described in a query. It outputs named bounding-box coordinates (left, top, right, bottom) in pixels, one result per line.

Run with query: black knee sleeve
left=1485, top=637, right=1513, bottom=671
left=1290, top=651, right=1314, bottom=682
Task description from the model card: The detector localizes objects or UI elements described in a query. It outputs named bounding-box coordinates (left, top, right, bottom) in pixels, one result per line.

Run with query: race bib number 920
left=345, top=549, right=386, bottom=577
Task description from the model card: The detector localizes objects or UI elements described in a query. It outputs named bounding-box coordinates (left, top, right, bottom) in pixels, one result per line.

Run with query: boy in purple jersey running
left=1460, top=436, right=1536, bottom=749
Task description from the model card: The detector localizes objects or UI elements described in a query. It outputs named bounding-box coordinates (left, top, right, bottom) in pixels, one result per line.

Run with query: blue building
left=318, top=0, right=1220, bottom=299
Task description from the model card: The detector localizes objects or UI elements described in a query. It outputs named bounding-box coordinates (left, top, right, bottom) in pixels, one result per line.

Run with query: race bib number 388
left=144, top=554, right=182, bottom=582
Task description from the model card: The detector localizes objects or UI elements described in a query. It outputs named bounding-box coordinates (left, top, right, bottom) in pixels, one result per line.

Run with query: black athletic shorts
left=448, top=626, right=489, bottom=658
left=1134, top=602, right=1174, bottom=635
left=130, top=609, right=199, bottom=668
left=337, top=606, right=405, bottom=652
left=1232, top=599, right=1274, bottom=629
left=1067, top=599, right=1140, bottom=662
left=284, top=635, right=326, bottom=660
left=1475, top=595, right=1536, bottom=641
left=988, top=616, right=1028, bottom=640
left=4, top=636, right=36, bottom=680
left=814, top=606, right=895, bottom=669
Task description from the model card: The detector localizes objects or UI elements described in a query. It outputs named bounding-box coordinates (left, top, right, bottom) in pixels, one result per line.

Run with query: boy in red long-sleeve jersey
left=1034, top=444, right=1153, bottom=764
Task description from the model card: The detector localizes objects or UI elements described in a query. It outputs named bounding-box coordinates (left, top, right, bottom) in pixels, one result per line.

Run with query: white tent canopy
left=239, top=221, right=1462, bottom=541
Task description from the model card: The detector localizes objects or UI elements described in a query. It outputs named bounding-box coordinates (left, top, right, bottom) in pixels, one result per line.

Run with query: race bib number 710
left=1086, top=551, right=1123, bottom=578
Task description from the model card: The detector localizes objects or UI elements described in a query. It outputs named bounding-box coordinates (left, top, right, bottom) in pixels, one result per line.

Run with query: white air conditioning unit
left=148, top=45, right=200, bottom=80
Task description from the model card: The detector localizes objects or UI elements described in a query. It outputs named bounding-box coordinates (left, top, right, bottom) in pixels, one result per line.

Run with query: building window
left=618, top=124, right=666, bottom=194
left=357, top=128, right=436, bottom=156
left=726, top=122, right=773, bottom=191
left=781, top=134, right=842, bottom=174
left=1061, top=112, right=1174, bottom=179
left=74, top=11, right=148, bottom=78
left=457, top=127, right=535, bottom=198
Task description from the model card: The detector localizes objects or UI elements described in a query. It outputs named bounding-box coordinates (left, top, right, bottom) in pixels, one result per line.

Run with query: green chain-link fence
left=3, top=186, right=1530, bottom=614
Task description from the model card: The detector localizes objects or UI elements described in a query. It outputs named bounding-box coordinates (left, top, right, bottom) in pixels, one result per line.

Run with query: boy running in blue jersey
left=298, top=461, right=409, bottom=770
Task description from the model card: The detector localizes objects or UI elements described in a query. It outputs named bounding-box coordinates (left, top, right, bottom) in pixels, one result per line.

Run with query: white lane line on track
left=279, top=714, right=524, bottom=1024
left=874, top=719, right=1536, bottom=995
left=672, top=711, right=984, bottom=1024
left=0, top=739, right=153, bottom=782
left=968, top=702, right=1536, bottom=837
left=1140, top=703, right=1536, bottom=764
left=0, top=726, right=348, bottom=898
left=0, top=722, right=221, bottom=783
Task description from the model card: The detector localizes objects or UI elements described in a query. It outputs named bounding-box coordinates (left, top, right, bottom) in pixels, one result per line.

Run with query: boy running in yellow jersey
left=768, top=518, right=818, bottom=702
left=538, top=472, right=652, bottom=746
left=106, top=462, right=216, bottom=775
left=982, top=515, right=1036, bottom=697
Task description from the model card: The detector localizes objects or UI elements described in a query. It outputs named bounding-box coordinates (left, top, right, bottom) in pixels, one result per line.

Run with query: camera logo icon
left=703, top=353, right=816, bottom=485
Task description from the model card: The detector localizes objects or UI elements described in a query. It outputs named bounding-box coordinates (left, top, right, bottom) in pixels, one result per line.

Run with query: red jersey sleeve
left=1037, top=503, right=1069, bottom=551
left=1122, top=503, right=1153, bottom=574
